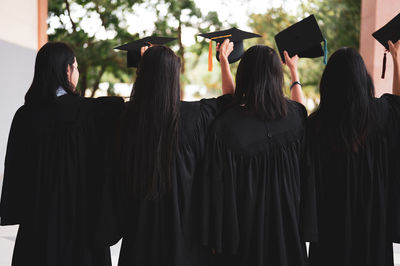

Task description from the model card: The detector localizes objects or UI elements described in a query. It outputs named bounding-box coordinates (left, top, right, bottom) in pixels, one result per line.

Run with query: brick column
left=360, top=0, right=400, bottom=96
left=37, top=0, right=48, bottom=50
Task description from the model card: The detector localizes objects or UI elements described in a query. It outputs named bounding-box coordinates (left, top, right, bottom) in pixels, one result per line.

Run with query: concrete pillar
left=0, top=0, right=48, bottom=179
left=38, top=0, right=48, bottom=49
left=360, top=0, right=400, bottom=97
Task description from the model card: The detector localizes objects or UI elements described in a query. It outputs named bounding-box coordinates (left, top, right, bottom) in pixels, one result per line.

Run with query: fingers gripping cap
left=372, top=12, right=400, bottom=79
left=198, top=27, right=261, bottom=71
left=114, top=36, right=177, bottom=68
left=274, top=15, right=327, bottom=64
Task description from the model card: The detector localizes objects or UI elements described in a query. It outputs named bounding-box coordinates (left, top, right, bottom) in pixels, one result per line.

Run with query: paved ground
left=1, top=225, right=400, bottom=266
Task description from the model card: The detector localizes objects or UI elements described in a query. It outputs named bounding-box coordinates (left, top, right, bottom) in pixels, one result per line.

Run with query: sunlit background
left=46, top=0, right=361, bottom=112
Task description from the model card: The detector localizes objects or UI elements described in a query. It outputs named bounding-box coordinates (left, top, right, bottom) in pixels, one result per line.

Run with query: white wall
left=0, top=0, right=38, bottom=50
left=0, top=0, right=38, bottom=181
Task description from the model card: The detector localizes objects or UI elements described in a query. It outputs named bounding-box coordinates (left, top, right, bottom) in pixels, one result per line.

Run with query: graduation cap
left=198, top=27, right=261, bottom=71
left=275, top=14, right=327, bottom=64
left=372, top=12, right=400, bottom=79
left=114, top=36, right=177, bottom=68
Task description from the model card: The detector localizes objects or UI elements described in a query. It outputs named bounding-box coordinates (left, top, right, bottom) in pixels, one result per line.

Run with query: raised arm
left=283, top=51, right=305, bottom=105
left=217, top=39, right=235, bottom=95
left=140, top=46, right=149, bottom=56
left=389, top=40, right=400, bottom=96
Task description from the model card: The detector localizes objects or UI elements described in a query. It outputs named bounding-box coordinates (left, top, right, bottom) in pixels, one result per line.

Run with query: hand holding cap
left=217, top=39, right=234, bottom=62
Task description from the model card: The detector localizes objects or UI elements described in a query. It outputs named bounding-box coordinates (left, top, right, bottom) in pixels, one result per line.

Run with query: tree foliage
left=48, top=0, right=225, bottom=97
left=148, top=0, right=223, bottom=93
left=248, top=0, right=361, bottom=109
left=301, top=0, right=361, bottom=52
left=48, top=0, right=143, bottom=96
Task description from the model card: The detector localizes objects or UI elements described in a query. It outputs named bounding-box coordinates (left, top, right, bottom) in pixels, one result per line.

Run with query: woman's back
left=307, top=94, right=400, bottom=266
left=0, top=95, right=124, bottom=266
left=212, top=101, right=305, bottom=154
left=197, top=100, right=317, bottom=266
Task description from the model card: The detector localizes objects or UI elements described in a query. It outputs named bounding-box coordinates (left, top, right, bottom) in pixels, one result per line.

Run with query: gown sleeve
left=0, top=106, right=34, bottom=225
left=300, top=124, right=319, bottom=243
left=198, top=94, right=232, bottom=132
left=380, top=94, right=400, bottom=243
left=192, top=94, right=239, bottom=253
left=89, top=96, right=126, bottom=247
left=196, top=128, right=240, bottom=255
left=286, top=102, right=318, bottom=243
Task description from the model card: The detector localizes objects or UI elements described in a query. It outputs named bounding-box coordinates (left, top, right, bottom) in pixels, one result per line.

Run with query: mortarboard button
left=274, top=14, right=327, bottom=64
left=198, top=28, right=261, bottom=71
left=114, top=36, right=177, bottom=68
left=372, top=12, right=400, bottom=79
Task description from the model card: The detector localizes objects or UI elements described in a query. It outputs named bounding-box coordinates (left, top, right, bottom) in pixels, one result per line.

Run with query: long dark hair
left=25, top=42, right=76, bottom=105
left=119, top=46, right=181, bottom=199
left=311, top=47, right=375, bottom=151
left=234, top=45, right=287, bottom=120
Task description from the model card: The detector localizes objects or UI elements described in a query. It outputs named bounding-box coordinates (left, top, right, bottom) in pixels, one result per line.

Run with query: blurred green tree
left=248, top=0, right=361, bottom=110
left=148, top=0, right=224, bottom=98
left=301, top=0, right=361, bottom=52
left=48, top=0, right=143, bottom=97
left=48, top=0, right=224, bottom=98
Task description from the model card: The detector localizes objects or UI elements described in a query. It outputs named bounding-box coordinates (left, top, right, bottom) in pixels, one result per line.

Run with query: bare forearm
left=289, top=69, right=305, bottom=105
left=221, top=58, right=235, bottom=95
left=388, top=40, right=400, bottom=95
left=393, top=60, right=400, bottom=95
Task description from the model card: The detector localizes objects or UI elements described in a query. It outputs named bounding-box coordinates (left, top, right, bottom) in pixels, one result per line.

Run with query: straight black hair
left=311, top=47, right=375, bottom=152
left=234, top=45, right=287, bottom=120
left=119, top=46, right=181, bottom=199
left=25, top=42, right=76, bottom=105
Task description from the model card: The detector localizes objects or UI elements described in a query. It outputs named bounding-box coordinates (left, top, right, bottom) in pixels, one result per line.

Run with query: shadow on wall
left=0, top=39, right=36, bottom=185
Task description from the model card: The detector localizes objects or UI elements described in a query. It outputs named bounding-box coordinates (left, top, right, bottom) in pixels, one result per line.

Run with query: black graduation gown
left=197, top=100, right=317, bottom=266
left=0, top=94, right=124, bottom=266
left=307, top=94, right=400, bottom=266
left=117, top=95, right=232, bottom=266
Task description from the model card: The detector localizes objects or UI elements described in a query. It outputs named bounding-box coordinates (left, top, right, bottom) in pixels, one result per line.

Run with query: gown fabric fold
left=0, top=95, right=124, bottom=266
left=197, top=100, right=317, bottom=266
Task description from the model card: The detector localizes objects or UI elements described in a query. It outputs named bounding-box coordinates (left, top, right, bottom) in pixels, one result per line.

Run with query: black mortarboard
left=372, top=12, right=400, bottom=79
left=198, top=27, right=261, bottom=71
left=275, top=15, right=327, bottom=64
left=114, top=36, right=177, bottom=68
